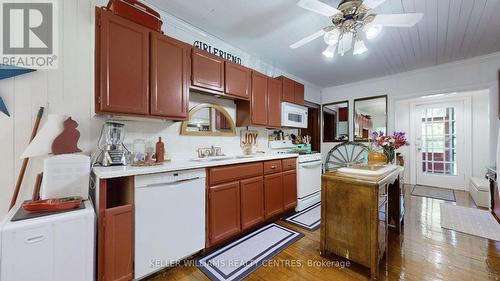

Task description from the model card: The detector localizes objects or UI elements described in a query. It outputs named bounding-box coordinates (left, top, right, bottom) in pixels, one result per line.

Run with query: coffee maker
left=96, top=121, right=128, bottom=166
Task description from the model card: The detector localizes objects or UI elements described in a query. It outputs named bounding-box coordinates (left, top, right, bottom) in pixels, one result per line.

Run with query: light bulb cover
left=353, top=39, right=368, bottom=55
left=322, top=45, right=336, bottom=58
left=323, top=29, right=340, bottom=45
left=364, top=24, right=382, bottom=40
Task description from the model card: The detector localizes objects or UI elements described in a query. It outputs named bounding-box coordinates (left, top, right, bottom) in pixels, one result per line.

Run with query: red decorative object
left=106, top=0, right=163, bottom=32
left=51, top=117, right=82, bottom=155
left=155, top=137, right=165, bottom=162
left=22, top=196, right=82, bottom=213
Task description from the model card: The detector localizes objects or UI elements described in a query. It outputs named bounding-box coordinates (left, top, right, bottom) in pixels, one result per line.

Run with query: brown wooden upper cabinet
left=251, top=71, right=269, bottom=126
left=95, top=8, right=189, bottom=120
left=294, top=82, right=305, bottom=105
left=225, top=61, right=251, bottom=100
left=236, top=72, right=285, bottom=128
left=267, top=78, right=282, bottom=128
left=280, top=76, right=295, bottom=103
left=95, top=8, right=150, bottom=116
left=276, top=76, right=305, bottom=106
left=150, top=33, right=189, bottom=120
left=191, top=48, right=225, bottom=93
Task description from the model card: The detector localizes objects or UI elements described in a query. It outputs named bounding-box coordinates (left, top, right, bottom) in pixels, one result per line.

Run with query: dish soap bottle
left=156, top=137, right=165, bottom=162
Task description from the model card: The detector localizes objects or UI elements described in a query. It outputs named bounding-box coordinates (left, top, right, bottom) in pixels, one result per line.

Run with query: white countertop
left=92, top=153, right=299, bottom=179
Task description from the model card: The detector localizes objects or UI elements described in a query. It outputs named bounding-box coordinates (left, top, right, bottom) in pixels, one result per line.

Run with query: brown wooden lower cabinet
left=207, top=158, right=297, bottom=248
left=104, top=205, right=134, bottom=281
left=283, top=169, right=297, bottom=211
left=264, top=173, right=284, bottom=219
left=208, top=181, right=241, bottom=247
left=240, top=176, right=265, bottom=231
left=98, top=177, right=134, bottom=281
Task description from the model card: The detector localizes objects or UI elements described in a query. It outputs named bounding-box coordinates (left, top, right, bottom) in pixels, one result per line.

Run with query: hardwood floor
left=148, top=185, right=500, bottom=281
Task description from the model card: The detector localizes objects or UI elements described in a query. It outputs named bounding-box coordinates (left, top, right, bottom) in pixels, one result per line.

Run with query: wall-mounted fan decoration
left=290, top=0, right=424, bottom=58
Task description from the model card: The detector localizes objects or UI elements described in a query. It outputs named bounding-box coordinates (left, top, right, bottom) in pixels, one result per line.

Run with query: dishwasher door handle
left=137, top=177, right=202, bottom=188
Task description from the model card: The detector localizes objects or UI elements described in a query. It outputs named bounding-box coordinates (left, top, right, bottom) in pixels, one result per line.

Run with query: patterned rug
left=411, top=185, right=456, bottom=201
left=283, top=203, right=321, bottom=231
left=440, top=204, right=500, bottom=241
left=197, top=223, right=304, bottom=281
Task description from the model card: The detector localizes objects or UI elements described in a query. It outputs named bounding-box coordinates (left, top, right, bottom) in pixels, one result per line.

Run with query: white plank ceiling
left=147, top=0, right=500, bottom=87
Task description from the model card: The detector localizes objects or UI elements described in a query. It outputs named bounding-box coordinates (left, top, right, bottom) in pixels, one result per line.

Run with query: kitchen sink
left=190, top=155, right=234, bottom=162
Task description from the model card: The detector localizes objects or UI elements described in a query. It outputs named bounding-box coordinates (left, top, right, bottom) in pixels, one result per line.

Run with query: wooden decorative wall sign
left=52, top=117, right=82, bottom=154
left=240, top=130, right=259, bottom=147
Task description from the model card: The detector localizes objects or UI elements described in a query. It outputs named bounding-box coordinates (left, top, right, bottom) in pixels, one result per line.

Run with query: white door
left=415, top=101, right=466, bottom=189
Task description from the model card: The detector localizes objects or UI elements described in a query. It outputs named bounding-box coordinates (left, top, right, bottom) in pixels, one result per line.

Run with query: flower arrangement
left=370, top=131, right=410, bottom=164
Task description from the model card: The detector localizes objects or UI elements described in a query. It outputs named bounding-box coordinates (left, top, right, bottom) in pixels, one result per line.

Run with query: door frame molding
left=408, top=95, right=472, bottom=190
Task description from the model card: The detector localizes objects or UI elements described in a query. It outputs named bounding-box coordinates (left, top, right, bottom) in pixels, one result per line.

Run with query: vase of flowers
left=370, top=131, right=409, bottom=164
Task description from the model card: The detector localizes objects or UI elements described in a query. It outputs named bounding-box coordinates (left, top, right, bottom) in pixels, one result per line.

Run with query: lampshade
left=364, top=24, right=382, bottom=40
left=353, top=39, right=368, bottom=55
left=322, top=44, right=336, bottom=58
left=337, top=32, right=353, bottom=56
left=21, top=114, right=66, bottom=158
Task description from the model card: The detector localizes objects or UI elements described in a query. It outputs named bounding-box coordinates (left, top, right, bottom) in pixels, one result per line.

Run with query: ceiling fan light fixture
left=353, top=39, right=368, bottom=55
left=337, top=32, right=353, bottom=56
left=364, top=24, right=382, bottom=40
left=323, top=30, right=339, bottom=45
left=322, top=44, right=336, bottom=58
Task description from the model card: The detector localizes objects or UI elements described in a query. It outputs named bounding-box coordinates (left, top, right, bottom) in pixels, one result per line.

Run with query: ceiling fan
left=290, top=0, right=424, bottom=58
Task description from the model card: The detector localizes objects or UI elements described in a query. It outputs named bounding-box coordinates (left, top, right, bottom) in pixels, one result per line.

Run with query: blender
left=96, top=121, right=128, bottom=166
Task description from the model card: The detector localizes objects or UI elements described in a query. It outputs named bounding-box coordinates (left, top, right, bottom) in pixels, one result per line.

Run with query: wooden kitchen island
left=320, top=166, right=404, bottom=280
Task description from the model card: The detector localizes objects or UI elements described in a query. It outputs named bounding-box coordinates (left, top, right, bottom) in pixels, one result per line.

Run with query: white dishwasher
left=135, top=168, right=206, bottom=280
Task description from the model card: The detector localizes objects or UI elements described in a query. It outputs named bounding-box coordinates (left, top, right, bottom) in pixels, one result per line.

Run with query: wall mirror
left=322, top=101, right=349, bottom=142
left=353, top=95, right=387, bottom=141
left=181, top=103, right=236, bottom=136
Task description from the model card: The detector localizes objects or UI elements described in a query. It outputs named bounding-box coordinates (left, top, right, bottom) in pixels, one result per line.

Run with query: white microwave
left=281, top=102, right=308, bottom=128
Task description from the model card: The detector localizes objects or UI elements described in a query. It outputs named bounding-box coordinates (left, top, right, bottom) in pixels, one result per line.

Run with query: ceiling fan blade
left=363, top=0, right=387, bottom=9
left=297, top=0, right=341, bottom=17
left=372, top=13, right=424, bottom=27
left=290, top=29, right=326, bottom=49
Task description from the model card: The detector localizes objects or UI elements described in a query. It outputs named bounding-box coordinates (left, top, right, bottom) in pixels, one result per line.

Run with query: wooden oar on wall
left=9, top=107, right=45, bottom=210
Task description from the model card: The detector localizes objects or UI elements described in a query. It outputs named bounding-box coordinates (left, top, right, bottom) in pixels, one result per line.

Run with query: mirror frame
left=322, top=100, right=350, bottom=143
left=180, top=103, right=236, bottom=136
left=353, top=95, right=388, bottom=142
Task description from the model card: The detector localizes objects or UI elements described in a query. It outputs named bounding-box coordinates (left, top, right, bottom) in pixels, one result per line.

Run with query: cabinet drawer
left=263, top=160, right=282, bottom=175
left=282, top=158, right=296, bottom=171
left=209, top=162, right=263, bottom=185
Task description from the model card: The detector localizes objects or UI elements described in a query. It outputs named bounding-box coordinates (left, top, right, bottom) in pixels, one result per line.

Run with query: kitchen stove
left=269, top=140, right=322, bottom=211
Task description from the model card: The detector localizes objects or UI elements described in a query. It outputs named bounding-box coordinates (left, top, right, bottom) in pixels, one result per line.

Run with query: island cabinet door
left=208, top=181, right=241, bottom=247
left=150, top=33, right=189, bottom=120
left=191, top=48, right=224, bottom=92
left=96, top=8, right=150, bottom=116
left=264, top=173, right=284, bottom=218
left=251, top=71, right=269, bottom=126
left=282, top=169, right=297, bottom=211
left=240, top=176, right=265, bottom=231
left=267, top=78, right=282, bottom=128
left=225, top=61, right=251, bottom=100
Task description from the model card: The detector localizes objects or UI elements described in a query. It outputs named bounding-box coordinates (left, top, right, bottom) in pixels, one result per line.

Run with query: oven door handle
left=299, top=162, right=322, bottom=168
